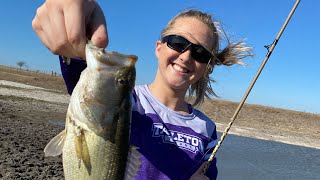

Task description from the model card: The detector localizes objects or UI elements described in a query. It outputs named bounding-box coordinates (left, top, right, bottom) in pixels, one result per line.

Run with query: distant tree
left=16, top=61, right=27, bottom=69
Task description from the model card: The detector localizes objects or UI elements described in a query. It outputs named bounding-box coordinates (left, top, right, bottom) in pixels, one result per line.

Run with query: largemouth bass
left=44, top=42, right=139, bottom=179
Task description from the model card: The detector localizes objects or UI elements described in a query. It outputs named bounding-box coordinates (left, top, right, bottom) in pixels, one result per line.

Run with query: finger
left=47, top=5, right=75, bottom=56
left=32, top=7, right=42, bottom=32
left=89, top=3, right=109, bottom=48
left=33, top=25, right=50, bottom=51
left=32, top=6, right=52, bottom=52
left=64, top=2, right=87, bottom=58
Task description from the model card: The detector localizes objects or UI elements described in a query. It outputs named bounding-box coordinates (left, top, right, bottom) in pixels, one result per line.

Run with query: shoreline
left=215, top=123, right=319, bottom=150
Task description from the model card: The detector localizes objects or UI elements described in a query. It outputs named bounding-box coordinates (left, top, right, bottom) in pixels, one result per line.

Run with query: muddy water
left=216, top=133, right=320, bottom=179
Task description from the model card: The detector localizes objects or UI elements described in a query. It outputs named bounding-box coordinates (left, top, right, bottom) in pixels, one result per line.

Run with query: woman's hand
left=189, top=162, right=210, bottom=180
left=32, top=0, right=108, bottom=59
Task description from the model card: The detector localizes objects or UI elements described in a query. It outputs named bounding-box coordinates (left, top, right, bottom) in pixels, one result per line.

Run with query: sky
left=0, top=0, right=319, bottom=114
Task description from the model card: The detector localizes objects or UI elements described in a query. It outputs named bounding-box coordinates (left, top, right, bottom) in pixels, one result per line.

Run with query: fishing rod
left=202, top=0, right=301, bottom=174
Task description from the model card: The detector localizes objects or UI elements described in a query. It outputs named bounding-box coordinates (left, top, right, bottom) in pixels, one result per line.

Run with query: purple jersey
left=59, top=57, right=218, bottom=179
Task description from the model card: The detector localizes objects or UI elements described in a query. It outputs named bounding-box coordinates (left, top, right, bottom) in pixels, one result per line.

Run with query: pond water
left=216, top=133, right=320, bottom=179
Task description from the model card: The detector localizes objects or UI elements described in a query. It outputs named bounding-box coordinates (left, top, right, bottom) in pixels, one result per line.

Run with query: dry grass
left=200, top=99, right=320, bottom=140
left=0, top=65, right=67, bottom=94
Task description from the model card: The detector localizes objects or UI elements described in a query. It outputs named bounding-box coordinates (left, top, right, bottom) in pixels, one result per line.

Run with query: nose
left=179, top=49, right=193, bottom=63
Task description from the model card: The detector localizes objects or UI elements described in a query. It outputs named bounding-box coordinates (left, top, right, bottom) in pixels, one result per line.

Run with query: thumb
left=195, top=162, right=207, bottom=175
left=190, top=162, right=209, bottom=180
left=87, top=2, right=108, bottom=48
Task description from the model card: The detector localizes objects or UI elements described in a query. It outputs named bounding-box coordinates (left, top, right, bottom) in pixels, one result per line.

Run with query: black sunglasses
left=161, top=35, right=212, bottom=64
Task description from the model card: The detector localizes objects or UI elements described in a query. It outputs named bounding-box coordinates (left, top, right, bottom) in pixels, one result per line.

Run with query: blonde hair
left=160, top=9, right=253, bottom=106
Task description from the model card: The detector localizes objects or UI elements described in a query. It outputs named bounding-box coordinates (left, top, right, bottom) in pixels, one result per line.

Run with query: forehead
left=169, top=17, right=214, bottom=50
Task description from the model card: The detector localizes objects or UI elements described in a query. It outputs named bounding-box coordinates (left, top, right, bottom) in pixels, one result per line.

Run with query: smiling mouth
left=173, top=64, right=189, bottom=73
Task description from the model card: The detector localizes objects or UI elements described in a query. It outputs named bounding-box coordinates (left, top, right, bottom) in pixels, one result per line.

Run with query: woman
left=33, top=1, right=252, bottom=179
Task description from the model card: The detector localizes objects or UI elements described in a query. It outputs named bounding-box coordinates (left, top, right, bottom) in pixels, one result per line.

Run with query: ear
left=155, top=40, right=163, bottom=58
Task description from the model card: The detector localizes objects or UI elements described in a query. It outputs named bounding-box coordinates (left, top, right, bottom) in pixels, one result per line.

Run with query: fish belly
left=63, top=121, right=130, bottom=180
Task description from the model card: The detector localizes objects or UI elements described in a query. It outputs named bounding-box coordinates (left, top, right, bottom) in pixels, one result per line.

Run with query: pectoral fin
left=44, top=130, right=66, bottom=157
left=75, top=129, right=92, bottom=174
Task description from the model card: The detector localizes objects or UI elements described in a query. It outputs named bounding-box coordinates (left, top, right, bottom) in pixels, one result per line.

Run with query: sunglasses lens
left=192, top=46, right=212, bottom=63
left=162, top=35, right=212, bottom=63
left=166, top=36, right=189, bottom=52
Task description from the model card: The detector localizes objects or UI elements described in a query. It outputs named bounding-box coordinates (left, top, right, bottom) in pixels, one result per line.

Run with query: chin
left=168, top=80, right=190, bottom=90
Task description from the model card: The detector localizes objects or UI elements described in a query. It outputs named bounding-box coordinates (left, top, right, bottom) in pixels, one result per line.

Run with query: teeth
left=173, top=64, right=188, bottom=73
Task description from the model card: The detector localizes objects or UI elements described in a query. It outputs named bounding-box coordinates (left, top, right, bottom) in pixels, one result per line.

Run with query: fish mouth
left=86, top=41, right=105, bottom=55
left=86, top=41, right=138, bottom=67
left=86, top=41, right=105, bottom=60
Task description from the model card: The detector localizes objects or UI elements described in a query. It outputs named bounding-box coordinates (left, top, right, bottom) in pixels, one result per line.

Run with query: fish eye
left=117, top=78, right=126, bottom=85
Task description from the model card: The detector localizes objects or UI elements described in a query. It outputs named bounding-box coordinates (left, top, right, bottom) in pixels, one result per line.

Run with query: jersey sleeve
left=59, top=56, right=87, bottom=95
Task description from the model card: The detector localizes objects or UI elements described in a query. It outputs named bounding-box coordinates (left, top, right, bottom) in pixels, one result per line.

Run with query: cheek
left=157, top=50, right=179, bottom=66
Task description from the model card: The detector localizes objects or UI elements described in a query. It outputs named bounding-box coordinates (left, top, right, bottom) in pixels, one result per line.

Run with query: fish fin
left=75, top=129, right=92, bottom=174
left=44, top=130, right=66, bottom=157
left=124, top=146, right=142, bottom=180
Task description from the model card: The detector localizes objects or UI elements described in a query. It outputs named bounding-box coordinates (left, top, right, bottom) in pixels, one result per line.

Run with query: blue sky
left=1, top=0, right=319, bottom=114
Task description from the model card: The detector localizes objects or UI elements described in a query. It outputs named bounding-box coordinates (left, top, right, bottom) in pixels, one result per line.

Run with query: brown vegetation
left=0, top=65, right=67, bottom=94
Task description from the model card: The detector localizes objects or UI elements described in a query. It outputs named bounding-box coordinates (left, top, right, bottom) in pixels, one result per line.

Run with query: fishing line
left=202, top=0, right=301, bottom=174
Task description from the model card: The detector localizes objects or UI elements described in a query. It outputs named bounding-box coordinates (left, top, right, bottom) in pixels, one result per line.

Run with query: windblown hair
left=160, top=9, right=253, bottom=106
